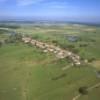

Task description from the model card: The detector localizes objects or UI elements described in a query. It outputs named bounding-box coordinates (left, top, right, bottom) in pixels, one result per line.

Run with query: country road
left=72, top=82, right=100, bottom=100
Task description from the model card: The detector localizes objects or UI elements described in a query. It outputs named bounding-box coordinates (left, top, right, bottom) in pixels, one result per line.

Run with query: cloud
left=17, top=0, right=45, bottom=6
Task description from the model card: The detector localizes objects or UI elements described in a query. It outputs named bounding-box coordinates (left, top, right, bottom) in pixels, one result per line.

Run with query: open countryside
left=0, top=23, right=100, bottom=100
left=0, top=0, right=100, bottom=100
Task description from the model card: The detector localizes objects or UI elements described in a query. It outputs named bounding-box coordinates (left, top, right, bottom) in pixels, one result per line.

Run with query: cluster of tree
left=58, top=43, right=73, bottom=50
left=0, top=24, right=20, bottom=29
left=79, top=43, right=88, bottom=47
left=88, top=57, right=96, bottom=62
left=58, top=43, right=80, bottom=54
left=0, top=29, right=9, bottom=34
left=5, top=33, right=22, bottom=44
left=51, top=40, right=59, bottom=45
left=32, top=34, right=40, bottom=40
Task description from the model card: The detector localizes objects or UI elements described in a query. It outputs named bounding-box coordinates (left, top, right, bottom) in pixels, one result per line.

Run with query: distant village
left=22, top=36, right=83, bottom=66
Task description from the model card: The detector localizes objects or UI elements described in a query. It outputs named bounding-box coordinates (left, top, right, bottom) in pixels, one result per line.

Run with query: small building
left=30, top=39, right=36, bottom=45
left=22, top=37, right=31, bottom=43
left=43, top=49, right=48, bottom=53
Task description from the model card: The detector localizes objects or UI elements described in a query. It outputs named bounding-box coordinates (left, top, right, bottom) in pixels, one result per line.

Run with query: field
left=0, top=23, right=100, bottom=100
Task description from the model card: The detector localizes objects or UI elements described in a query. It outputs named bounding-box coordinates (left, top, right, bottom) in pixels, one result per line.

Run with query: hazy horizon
left=0, top=0, right=100, bottom=23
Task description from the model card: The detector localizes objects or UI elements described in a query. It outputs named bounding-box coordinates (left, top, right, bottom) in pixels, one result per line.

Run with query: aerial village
left=22, top=36, right=82, bottom=66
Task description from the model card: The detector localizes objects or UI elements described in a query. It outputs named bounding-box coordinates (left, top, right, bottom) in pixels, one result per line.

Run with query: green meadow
left=0, top=23, right=100, bottom=100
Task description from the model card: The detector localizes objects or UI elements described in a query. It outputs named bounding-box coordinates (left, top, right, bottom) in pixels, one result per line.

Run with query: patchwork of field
left=0, top=23, right=100, bottom=100
left=16, top=24, right=100, bottom=60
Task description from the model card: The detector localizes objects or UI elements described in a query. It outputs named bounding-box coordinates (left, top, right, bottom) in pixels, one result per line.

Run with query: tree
left=72, top=48, right=79, bottom=54
left=88, top=57, right=96, bottom=62
left=52, top=40, right=58, bottom=45
left=78, top=87, right=88, bottom=95
left=0, top=41, right=2, bottom=47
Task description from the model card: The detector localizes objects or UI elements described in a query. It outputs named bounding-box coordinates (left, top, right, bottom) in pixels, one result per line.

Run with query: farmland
left=0, top=22, right=100, bottom=100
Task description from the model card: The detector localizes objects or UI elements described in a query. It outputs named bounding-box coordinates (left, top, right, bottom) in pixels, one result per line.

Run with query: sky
left=0, top=0, right=100, bottom=23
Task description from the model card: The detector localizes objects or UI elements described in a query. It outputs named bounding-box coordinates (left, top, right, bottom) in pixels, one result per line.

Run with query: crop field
left=0, top=23, right=100, bottom=100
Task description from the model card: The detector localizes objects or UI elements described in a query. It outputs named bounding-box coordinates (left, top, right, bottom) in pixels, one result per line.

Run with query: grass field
left=0, top=43, right=100, bottom=100
left=0, top=23, right=100, bottom=100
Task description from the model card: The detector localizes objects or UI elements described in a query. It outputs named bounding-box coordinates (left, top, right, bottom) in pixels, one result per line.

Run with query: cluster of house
left=22, top=36, right=81, bottom=65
